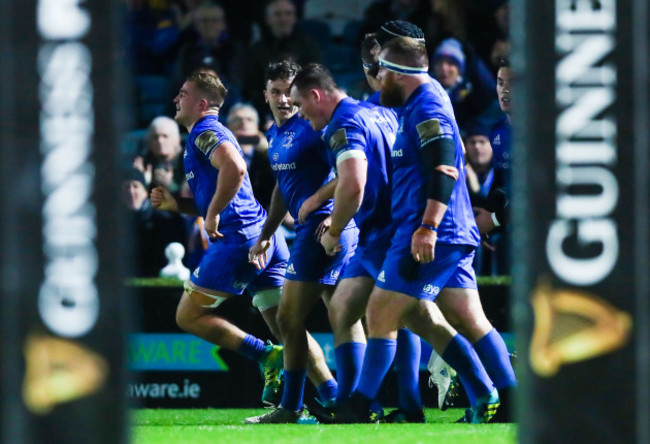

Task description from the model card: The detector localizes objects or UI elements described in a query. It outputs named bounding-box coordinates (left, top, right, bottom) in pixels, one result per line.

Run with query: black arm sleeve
left=420, top=137, right=457, bottom=205
left=484, top=168, right=510, bottom=226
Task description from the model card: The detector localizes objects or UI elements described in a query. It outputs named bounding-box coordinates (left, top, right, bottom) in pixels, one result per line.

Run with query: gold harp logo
left=23, top=333, right=108, bottom=415
left=530, top=279, right=632, bottom=377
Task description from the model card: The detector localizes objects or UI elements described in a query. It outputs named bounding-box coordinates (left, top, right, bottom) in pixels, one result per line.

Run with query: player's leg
left=176, top=285, right=280, bottom=369
left=274, top=280, right=332, bottom=413
left=328, top=276, right=373, bottom=402
left=402, top=299, right=499, bottom=423
left=436, top=251, right=517, bottom=421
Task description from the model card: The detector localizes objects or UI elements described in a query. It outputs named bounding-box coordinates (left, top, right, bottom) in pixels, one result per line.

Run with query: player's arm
left=411, top=135, right=458, bottom=263
left=329, top=156, right=365, bottom=236
left=260, top=184, right=289, bottom=240
left=204, top=141, right=247, bottom=238
left=297, top=177, right=338, bottom=224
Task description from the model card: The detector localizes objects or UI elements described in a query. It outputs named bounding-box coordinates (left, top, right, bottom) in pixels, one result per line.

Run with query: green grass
left=131, top=408, right=517, bottom=444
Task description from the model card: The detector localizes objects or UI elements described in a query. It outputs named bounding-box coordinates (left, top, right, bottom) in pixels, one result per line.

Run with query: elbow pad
left=421, top=137, right=457, bottom=205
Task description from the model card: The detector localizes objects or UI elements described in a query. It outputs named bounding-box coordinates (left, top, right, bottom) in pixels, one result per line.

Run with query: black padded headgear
left=375, top=20, right=425, bottom=47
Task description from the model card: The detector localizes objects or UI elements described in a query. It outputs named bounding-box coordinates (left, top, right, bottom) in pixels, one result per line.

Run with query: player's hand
left=298, top=195, right=320, bottom=224
left=320, top=229, right=342, bottom=256
left=150, top=186, right=178, bottom=212
left=314, top=216, right=331, bottom=241
left=153, top=165, right=174, bottom=187
left=249, top=238, right=271, bottom=270
left=473, top=207, right=496, bottom=234
left=411, top=226, right=436, bottom=263
left=204, top=213, right=224, bottom=242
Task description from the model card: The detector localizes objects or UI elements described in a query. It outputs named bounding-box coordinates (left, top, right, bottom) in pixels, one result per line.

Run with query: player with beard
left=365, top=22, right=518, bottom=423
left=335, top=37, right=502, bottom=424
left=244, top=61, right=361, bottom=424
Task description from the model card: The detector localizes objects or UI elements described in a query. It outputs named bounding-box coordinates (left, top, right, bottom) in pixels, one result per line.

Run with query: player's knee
left=252, top=287, right=282, bottom=312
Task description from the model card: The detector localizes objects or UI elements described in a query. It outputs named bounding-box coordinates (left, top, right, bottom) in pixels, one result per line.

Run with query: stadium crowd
left=122, top=0, right=515, bottom=425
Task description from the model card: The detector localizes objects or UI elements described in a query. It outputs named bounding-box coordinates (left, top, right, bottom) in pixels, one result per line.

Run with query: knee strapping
left=252, top=287, right=282, bottom=312
left=184, top=281, right=227, bottom=309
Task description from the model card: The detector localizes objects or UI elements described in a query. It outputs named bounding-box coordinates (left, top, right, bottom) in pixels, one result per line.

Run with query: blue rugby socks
left=334, top=342, right=366, bottom=402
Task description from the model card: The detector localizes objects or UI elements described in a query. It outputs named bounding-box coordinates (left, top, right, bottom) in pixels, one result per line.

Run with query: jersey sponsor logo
left=286, top=263, right=296, bottom=275
left=195, top=130, right=220, bottom=155
left=185, top=171, right=194, bottom=181
left=423, top=284, right=440, bottom=296
left=377, top=270, right=386, bottom=282
left=416, top=118, right=442, bottom=145
left=391, top=148, right=403, bottom=158
left=330, top=269, right=340, bottom=280
left=329, top=128, right=348, bottom=150
left=271, top=162, right=296, bottom=171
left=492, top=133, right=501, bottom=145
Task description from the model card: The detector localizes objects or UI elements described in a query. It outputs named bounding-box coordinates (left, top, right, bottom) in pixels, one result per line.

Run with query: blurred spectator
left=425, top=0, right=467, bottom=47
left=225, top=103, right=275, bottom=210
left=431, top=38, right=502, bottom=130
left=176, top=2, right=243, bottom=82
left=463, top=123, right=499, bottom=276
left=124, top=0, right=181, bottom=76
left=133, top=116, right=186, bottom=194
left=464, top=122, right=494, bottom=207
left=122, top=168, right=188, bottom=276
left=466, top=0, right=510, bottom=73
left=359, top=0, right=431, bottom=45
left=242, top=0, right=322, bottom=120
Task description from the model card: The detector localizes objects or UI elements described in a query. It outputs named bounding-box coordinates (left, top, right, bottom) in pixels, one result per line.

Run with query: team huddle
left=150, top=20, right=517, bottom=424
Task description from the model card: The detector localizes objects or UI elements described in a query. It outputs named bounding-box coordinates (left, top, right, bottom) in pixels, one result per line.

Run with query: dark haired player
left=245, top=61, right=360, bottom=424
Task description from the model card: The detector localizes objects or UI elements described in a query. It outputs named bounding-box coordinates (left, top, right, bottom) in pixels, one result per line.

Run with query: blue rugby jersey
left=323, top=98, right=398, bottom=244
left=266, top=114, right=335, bottom=225
left=490, top=115, right=512, bottom=194
left=183, top=115, right=266, bottom=237
left=390, top=81, right=480, bottom=247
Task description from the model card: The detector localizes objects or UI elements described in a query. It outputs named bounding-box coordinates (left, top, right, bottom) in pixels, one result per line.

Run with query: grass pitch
left=131, top=408, right=517, bottom=444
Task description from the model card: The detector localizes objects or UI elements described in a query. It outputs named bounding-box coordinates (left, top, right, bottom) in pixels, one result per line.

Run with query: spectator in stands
left=359, top=0, right=431, bottom=45
left=176, top=2, right=243, bottom=82
left=133, top=116, right=186, bottom=194
left=431, top=38, right=502, bottom=131
left=225, top=104, right=276, bottom=212
left=464, top=122, right=494, bottom=207
left=122, top=168, right=188, bottom=276
left=124, top=0, right=180, bottom=76
left=464, top=123, right=496, bottom=276
left=242, top=0, right=322, bottom=121
left=466, top=0, right=510, bottom=73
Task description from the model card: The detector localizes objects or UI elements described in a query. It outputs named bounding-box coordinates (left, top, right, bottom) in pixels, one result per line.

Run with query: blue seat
left=342, top=20, right=363, bottom=47
left=322, top=44, right=360, bottom=73
left=298, top=19, right=332, bottom=46
left=136, top=75, right=172, bottom=125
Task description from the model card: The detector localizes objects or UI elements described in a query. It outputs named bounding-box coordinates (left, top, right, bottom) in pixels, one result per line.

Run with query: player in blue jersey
left=244, top=61, right=362, bottom=424
left=358, top=20, right=430, bottom=424
left=369, top=23, right=517, bottom=423
left=150, top=72, right=290, bottom=409
left=475, top=58, right=512, bottom=233
left=334, top=37, right=506, bottom=424
left=289, top=64, right=398, bottom=423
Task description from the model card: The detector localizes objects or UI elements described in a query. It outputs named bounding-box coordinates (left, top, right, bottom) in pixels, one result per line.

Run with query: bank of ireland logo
left=423, top=284, right=440, bottom=296
left=273, top=152, right=279, bottom=162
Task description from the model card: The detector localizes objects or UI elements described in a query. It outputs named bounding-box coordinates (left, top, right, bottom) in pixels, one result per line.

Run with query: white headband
left=378, top=56, right=429, bottom=75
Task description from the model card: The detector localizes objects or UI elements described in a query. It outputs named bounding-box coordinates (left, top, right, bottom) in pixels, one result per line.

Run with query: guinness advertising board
left=512, top=0, right=648, bottom=442
left=0, top=1, right=128, bottom=443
